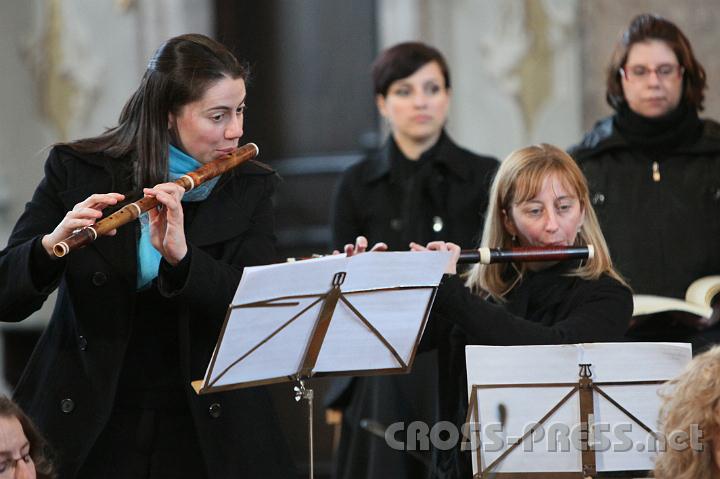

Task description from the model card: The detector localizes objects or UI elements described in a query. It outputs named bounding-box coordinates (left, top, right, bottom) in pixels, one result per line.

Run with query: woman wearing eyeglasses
left=570, top=13, right=720, bottom=351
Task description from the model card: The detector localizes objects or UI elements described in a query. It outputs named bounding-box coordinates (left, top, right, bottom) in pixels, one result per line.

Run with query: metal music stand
left=191, top=251, right=451, bottom=479
left=463, top=343, right=692, bottom=478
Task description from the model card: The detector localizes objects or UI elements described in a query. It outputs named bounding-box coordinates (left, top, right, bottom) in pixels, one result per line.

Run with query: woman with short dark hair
left=570, top=14, right=720, bottom=349
left=604, top=13, right=707, bottom=113
left=333, top=41, right=497, bottom=253
left=329, top=41, right=497, bottom=479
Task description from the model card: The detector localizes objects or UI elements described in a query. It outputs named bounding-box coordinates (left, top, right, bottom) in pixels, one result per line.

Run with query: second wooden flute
left=457, top=245, right=594, bottom=264
left=52, top=143, right=260, bottom=257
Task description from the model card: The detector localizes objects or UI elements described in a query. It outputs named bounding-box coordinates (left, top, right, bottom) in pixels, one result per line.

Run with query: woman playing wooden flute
left=0, top=34, right=294, bottom=478
left=405, top=144, right=633, bottom=478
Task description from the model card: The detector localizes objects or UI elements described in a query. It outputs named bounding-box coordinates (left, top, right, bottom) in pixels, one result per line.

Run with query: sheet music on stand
left=464, top=342, right=691, bottom=478
left=191, top=251, right=451, bottom=478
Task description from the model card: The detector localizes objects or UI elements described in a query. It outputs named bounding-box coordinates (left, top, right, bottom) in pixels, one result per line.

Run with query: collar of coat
left=571, top=115, right=720, bottom=161
left=360, top=130, right=473, bottom=184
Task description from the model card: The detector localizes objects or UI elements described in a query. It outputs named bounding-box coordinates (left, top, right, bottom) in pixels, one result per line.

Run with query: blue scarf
left=136, top=145, right=220, bottom=289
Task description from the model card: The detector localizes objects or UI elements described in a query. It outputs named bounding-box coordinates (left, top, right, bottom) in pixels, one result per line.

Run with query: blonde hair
left=465, top=144, right=625, bottom=300
left=654, top=346, right=720, bottom=479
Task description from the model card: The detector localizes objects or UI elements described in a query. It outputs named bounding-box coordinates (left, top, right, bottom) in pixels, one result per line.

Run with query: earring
left=511, top=235, right=517, bottom=243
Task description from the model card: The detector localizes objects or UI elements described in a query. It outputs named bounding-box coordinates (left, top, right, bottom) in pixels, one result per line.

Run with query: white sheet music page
left=200, top=251, right=450, bottom=390
left=464, top=342, right=691, bottom=475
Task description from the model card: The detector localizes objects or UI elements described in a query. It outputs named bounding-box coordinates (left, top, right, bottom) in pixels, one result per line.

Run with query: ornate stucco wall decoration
left=116, top=0, right=136, bottom=12
left=443, top=0, right=580, bottom=158
left=21, top=0, right=103, bottom=141
left=513, top=0, right=552, bottom=134
left=475, top=0, right=574, bottom=137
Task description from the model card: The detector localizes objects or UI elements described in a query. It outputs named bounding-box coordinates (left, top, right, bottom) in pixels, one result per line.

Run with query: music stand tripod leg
left=294, top=379, right=315, bottom=479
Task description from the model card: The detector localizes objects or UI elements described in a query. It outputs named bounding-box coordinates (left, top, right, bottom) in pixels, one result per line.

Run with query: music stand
left=464, top=343, right=691, bottom=478
left=191, top=251, right=451, bottom=478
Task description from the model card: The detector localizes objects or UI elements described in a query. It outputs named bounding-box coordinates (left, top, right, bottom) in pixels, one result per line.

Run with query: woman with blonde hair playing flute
left=410, top=143, right=632, bottom=477
left=0, top=34, right=294, bottom=478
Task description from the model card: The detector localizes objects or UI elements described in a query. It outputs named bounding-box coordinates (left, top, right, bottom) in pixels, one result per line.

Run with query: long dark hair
left=66, top=33, right=249, bottom=188
left=606, top=13, right=707, bottom=111
left=0, top=396, right=55, bottom=478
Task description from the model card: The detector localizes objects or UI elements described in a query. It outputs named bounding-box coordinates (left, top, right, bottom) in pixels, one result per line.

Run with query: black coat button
left=60, top=398, right=74, bottom=414
left=78, top=335, right=88, bottom=351
left=390, top=218, right=402, bottom=231
left=209, top=403, right=222, bottom=418
left=91, top=272, right=107, bottom=286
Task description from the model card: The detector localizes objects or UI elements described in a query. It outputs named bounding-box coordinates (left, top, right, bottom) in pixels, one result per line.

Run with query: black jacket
left=0, top=145, right=295, bottom=478
left=425, top=263, right=633, bottom=478
left=569, top=117, right=720, bottom=299
left=332, top=131, right=498, bottom=250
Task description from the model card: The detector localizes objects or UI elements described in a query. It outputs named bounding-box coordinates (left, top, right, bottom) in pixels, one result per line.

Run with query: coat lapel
left=56, top=169, right=138, bottom=288
left=185, top=175, right=251, bottom=247
left=91, top=221, right=138, bottom=288
left=91, top=159, right=138, bottom=288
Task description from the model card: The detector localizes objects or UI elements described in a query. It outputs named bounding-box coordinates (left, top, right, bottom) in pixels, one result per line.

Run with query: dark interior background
left=216, top=0, right=380, bottom=258
left=215, top=2, right=380, bottom=475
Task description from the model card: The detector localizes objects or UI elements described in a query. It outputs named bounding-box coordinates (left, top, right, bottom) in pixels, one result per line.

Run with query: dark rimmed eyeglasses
left=619, top=64, right=684, bottom=81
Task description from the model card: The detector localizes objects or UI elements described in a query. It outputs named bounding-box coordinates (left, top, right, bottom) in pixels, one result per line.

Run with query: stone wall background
left=0, top=0, right=211, bottom=242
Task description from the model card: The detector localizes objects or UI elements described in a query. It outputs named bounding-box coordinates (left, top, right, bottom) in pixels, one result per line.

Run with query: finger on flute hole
left=409, top=242, right=425, bottom=251
left=371, top=242, right=388, bottom=252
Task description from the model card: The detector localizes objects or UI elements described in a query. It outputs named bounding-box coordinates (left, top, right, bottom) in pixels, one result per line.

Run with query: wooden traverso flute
left=52, top=143, right=260, bottom=257
left=457, top=245, right=594, bottom=264
left=286, top=245, right=595, bottom=264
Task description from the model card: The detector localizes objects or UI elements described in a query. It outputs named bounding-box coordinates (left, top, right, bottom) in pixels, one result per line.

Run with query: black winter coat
left=332, top=132, right=498, bottom=250
left=425, top=263, right=633, bottom=478
left=569, top=117, right=720, bottom=299
left=0, top=146, right=296, bottom=478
